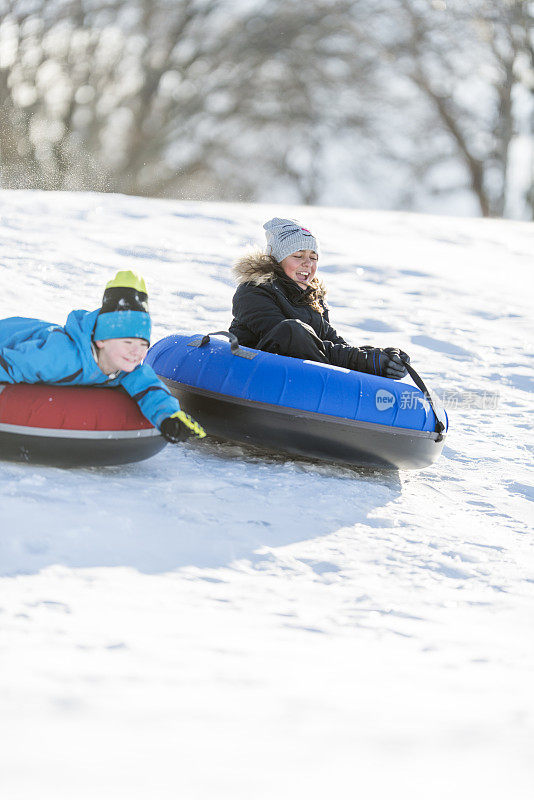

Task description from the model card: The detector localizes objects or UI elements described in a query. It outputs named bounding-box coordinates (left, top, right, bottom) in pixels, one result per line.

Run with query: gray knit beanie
left=263, top=218, right=319, bottom=263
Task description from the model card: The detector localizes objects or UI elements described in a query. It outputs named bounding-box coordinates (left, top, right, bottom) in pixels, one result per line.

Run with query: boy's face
left=95, top=338, right=149, bottom=374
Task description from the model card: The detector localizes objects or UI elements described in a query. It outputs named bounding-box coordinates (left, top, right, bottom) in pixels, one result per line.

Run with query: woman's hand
left=382, top=347, right=410, bottom=379
left=348, top=346, right=410, bottom=379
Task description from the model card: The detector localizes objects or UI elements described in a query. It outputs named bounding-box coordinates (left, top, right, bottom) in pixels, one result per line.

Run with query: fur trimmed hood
left=233, top=252, right=281, bottom=287
left=233, top=251, right=327, bottom=306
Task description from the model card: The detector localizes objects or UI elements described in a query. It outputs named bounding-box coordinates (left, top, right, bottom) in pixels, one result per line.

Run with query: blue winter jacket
left=0, top=310, right=181, bottom=429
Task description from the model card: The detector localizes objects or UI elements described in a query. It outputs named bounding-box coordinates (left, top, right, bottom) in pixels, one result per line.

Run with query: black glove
left=349, top=347, right=410, bottom=380
left=382, top=348, right=410, bottom=380
left=160, top=411, right=206, bottom=443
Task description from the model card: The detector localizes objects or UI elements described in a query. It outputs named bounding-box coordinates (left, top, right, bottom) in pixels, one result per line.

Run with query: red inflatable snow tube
left=0, top=383, right=166, bottom=466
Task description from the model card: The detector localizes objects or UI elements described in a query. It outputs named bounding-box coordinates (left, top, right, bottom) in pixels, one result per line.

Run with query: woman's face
left=279, top=250, right=318, bottom=289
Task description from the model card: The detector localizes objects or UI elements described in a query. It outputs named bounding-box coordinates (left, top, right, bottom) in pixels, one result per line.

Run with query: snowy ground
left=0, top=191, right=533, bottom=799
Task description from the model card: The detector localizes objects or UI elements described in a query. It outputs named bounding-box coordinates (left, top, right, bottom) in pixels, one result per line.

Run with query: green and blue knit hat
left=94, top=271, right=151, bottom=343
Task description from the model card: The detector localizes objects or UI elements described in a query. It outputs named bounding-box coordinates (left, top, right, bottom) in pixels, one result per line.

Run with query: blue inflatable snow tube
left=148, top=333, right=445, bottom=431
left=146, top=332, right=448, bottom=469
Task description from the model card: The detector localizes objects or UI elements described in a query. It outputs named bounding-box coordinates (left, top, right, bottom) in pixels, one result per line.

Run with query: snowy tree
left=0, top=0, right=379, bottom=201
left=0, top=0, right=532, bottom=217
left=366, top=0, right=534, bottom=217
left=0, top=0, right=240, bottom=194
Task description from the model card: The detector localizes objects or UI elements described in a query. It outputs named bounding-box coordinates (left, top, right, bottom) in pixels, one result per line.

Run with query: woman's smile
left=280, top=250, right=318, bottom=288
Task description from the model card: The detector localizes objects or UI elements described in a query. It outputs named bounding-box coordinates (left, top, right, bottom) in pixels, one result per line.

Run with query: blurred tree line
left=0, top=0, right=532, bottom=218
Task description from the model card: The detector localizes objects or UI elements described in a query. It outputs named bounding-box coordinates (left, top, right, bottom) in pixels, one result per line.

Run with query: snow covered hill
left=0, top=191, right=533, bottom=799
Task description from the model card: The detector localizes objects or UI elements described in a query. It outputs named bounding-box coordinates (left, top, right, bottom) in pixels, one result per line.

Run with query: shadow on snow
left=0, top=439, right=402, bottom=577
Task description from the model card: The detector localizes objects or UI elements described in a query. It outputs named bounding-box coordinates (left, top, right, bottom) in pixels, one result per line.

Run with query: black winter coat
left=229, top=268, right=358, bottom=368
left=229, top=253, right=410, bottom=379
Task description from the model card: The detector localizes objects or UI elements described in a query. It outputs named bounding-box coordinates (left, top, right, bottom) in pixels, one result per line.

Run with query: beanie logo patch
left=278, top=225, right=314, bottom=242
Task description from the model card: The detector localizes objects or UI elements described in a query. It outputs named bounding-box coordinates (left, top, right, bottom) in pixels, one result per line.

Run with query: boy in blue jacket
left=0, top=270, right=205, bottom=444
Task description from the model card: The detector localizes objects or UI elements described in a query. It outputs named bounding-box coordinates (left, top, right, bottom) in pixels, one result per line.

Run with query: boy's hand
left=160, top=410, right=206, bottom=443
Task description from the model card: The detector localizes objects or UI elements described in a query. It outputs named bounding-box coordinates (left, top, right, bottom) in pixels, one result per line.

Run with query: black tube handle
left=199, top=330, right=241, bottom=354
left=193, top=331, right=256, bottom=360
left=401, top=358, right=445, bottom=442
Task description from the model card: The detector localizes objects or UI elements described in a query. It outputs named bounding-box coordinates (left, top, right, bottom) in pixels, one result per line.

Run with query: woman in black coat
left=229, top=218, right=409, bottom=379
